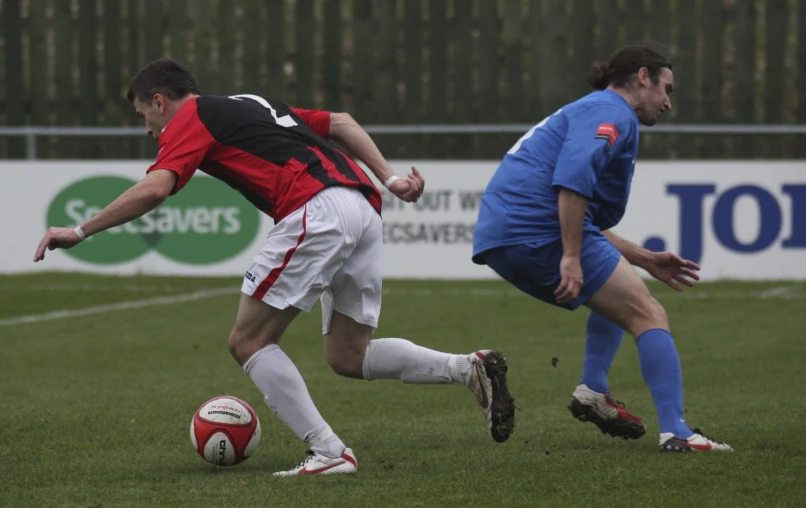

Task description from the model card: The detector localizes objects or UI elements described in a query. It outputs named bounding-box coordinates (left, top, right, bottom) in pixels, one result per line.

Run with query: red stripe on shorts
left=252, top=205, right=308, bottom=301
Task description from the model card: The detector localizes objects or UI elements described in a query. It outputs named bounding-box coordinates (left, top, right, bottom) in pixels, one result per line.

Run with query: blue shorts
left=478, top=232, right=621, bottom=310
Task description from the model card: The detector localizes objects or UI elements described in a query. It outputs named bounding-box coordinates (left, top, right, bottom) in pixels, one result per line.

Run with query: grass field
left=1, top=273, right=804, bottom=507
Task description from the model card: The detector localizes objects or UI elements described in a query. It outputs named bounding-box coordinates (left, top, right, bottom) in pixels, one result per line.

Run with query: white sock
left=361, top=338, right=472, bottom=384
left=243, top=344, right=345, bottom=458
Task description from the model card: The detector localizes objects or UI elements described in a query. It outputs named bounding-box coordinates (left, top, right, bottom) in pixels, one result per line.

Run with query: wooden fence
left=1, top=0, right=805, bottom=160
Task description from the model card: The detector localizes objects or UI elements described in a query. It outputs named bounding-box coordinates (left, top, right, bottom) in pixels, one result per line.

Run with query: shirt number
left=507, top=108, right=562, bottom=154
left=228, top=94, right=298, bottom=128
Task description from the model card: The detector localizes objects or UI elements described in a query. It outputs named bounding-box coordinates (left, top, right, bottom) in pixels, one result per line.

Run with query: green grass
left=1, top=274, right=804, bottom=507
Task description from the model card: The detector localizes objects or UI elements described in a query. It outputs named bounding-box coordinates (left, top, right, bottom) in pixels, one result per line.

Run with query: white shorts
left=241, top=187, right=382, bottom=333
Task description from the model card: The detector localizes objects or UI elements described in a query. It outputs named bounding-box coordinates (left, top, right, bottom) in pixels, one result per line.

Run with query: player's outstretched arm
left=603, top=230, right=701, bottom=291
left=33, top=169, right=177, bottom=262
left=328, top=112, right=424, bottom=203
left=602, top=230, right=654, bottom=267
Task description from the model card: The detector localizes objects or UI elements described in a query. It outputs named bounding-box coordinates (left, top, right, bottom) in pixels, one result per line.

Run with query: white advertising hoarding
left=1, top=160, right=804, bottom=280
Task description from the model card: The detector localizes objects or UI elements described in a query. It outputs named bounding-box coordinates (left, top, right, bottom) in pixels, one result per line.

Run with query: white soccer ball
left=190, top=396, right=261, bottom=466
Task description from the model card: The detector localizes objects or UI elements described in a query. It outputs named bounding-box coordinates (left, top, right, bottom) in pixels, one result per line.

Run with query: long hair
left=588, top=44, right=672, bottom=91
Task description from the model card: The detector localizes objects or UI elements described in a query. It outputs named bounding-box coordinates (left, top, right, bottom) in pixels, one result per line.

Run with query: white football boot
left=659, top=429, right=733, bottom=452
left=459, top=350, right=516, bottom=443
left=272, top=448, right=358, bottom=477
left=568, top=384, right=647, bottom=439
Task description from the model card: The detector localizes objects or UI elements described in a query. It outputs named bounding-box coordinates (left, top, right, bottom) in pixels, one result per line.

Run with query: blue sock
left=579, top=311, right=624, bottom=393
left=636, top=329, right=693, bottom=438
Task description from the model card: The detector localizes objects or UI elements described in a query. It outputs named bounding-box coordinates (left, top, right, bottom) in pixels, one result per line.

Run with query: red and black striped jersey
left=146, top=94, right=382, bottom=222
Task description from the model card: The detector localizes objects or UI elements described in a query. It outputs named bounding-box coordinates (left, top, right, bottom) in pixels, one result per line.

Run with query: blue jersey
left=472, top=89, right=640, bottom=263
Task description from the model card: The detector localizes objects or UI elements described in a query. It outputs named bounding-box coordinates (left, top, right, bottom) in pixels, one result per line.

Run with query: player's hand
left=555, top=255, right=584, bottom=304
left=644, top=251, right=700, bottom=291
left=388, top=166, right=425, bottom=203
left=33, top=227, right=84, bottom=262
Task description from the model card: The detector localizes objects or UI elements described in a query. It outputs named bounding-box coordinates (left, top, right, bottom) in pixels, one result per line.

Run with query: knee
left=324, top=337, right=366, bottom=379
left=646, top=298, right=669, bottom=329
left=227, top=329, right=246, bottom=364
left=629, top=297, right=669, bottom=337
left=228, top=328, right=265, bottom=366
left=327, top=356, right=363, bottom=378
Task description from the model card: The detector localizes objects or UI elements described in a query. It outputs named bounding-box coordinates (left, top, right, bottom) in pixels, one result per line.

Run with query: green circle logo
left=47, top=176, right=151, bottom=264
left=151, top=176, right=260, bottom=264
left=47, top=175, right=261, bottom=265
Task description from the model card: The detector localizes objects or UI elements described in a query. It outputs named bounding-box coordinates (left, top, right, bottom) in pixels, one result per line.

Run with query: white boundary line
left=0, top=287, right=239, bottom=327
left=2, top=284, right=803, bottom=327
left=3, top=284, right=190, bottom=292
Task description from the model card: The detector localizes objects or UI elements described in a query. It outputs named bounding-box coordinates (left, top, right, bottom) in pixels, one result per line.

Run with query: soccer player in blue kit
left=472, top=45, right=732, bottom=452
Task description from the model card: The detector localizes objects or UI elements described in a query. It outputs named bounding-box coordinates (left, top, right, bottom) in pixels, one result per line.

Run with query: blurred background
left=1, top=0, right=803, bottom=161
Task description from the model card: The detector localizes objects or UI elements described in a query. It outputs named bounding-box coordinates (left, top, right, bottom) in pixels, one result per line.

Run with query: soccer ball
left=190, top=396, right=261, bottom=466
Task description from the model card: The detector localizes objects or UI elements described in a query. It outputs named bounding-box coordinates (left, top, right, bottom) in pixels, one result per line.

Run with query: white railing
left=2, top=124, right=806, bottom=160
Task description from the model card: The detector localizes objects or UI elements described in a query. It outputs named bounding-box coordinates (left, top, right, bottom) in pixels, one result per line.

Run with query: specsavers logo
left=46, top=176, right=261, bottom=265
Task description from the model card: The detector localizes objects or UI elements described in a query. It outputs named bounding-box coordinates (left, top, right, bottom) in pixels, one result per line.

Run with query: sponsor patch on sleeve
left=595, top=123, right=620, bottom=148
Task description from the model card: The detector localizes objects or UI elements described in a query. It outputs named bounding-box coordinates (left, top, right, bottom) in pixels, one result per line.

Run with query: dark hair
left=126, top=57, right=201, bottom=103
left=588, top=44, right=672, bottom=91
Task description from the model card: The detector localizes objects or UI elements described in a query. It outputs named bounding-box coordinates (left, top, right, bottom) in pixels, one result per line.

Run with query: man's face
left=133, top=94, right=171, bottom=140
left=634, top=67, right=674, bottom=126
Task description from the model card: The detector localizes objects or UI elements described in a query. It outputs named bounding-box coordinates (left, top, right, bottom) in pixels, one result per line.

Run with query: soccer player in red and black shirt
left=33, top=58, right=515, bottom=476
